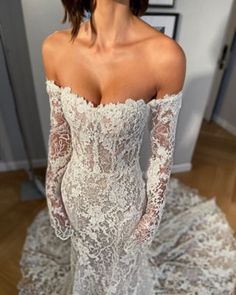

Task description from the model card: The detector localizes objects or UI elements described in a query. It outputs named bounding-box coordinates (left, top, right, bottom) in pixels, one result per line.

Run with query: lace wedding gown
left=46, top=79, right=182, bottom=295
left=17, top=80, right=236, bottom=295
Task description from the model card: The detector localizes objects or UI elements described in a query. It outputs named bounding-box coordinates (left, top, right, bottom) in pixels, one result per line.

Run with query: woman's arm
left=125, top=39, right=186, bottom=252
left=42, top=35, right=74, bottom=240
left=133, top=90, right=183, bottom=249
left=136, top=40, right=186, bottom=248
left=45, top=82, right=74, bottom=240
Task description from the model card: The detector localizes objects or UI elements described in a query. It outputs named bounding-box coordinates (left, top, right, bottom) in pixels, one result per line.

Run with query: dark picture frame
left=141, top=12, right=179, bottom=40
left=148, top=0, right=175, bottom=8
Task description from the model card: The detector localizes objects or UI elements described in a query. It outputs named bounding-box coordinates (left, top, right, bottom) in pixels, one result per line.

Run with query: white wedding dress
left=45, top=79, right=182, bottom=295
left=17, top=80, right=236, bottom=295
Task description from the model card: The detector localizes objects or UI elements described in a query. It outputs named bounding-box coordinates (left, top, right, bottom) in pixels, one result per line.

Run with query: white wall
left=161, top=0, right=233, bottom=170
left=21, top=0, right=234, bottom=171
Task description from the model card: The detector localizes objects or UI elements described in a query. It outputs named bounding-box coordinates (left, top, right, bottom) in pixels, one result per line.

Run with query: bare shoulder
left=41, top=29, right=71, bottom=80
left=42, top=29, right=71, bottom=52
left=147, top=32, right=186, bottom=97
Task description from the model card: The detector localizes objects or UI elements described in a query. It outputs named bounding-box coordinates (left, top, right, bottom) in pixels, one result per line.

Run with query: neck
left=85, top=1, right=135, bottom=49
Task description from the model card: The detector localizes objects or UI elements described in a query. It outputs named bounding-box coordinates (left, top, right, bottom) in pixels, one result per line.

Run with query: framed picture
left=148, top=0, right=175, bottom=8
left=141, top=12, right=179, bottom=39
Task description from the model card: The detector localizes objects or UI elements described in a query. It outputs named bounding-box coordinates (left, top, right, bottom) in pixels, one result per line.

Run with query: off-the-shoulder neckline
left=45, top=79, right=183, bottom=109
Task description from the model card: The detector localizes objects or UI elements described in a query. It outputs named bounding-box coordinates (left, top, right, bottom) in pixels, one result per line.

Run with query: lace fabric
left=17, top=178, right=236, bottom=295
left=44, top=79, right=183, bottom=294
left=45, top=84, right=74, bottom=240
left=18, top=81, right=236, bottom=294
left=125, top=91, right=182, bottom=251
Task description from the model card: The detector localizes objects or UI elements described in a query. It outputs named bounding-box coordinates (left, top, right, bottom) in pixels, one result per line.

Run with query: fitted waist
left=68, top=155, right=142, bottom=176
left=69, top=145, right=144, bottom=174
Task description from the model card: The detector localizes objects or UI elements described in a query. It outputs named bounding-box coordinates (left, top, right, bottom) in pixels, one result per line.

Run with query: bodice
left=59, top=86, right=150, bottom=174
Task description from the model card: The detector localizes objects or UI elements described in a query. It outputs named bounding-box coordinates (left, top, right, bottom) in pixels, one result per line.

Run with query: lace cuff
left=45, top=81, right=74, bottom=240
left=125, top=91, right=183, bottom=252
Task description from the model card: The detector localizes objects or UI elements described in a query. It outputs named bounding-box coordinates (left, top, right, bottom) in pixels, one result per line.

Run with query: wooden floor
left=175, top=120, right=236, bottom=233
left=0, top=119, right=235, bottom=295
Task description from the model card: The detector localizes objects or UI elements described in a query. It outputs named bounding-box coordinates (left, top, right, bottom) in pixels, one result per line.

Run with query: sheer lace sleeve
left=125, top=90, right=183, bottom=251
left=45, top=81, right=74, bottom=240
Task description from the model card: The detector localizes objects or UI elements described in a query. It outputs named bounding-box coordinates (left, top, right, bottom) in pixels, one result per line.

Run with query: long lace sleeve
left=125, top=90, right=183, bottom=252
left=45, top=81, right=74, bottom=240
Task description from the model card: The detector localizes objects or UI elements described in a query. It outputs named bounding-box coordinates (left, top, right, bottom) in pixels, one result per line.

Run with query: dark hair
left=61, top=0, right=149, bottom=42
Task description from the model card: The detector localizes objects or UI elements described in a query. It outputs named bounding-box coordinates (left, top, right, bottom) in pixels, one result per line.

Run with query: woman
left=42, top=0, right=185, bottom=294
